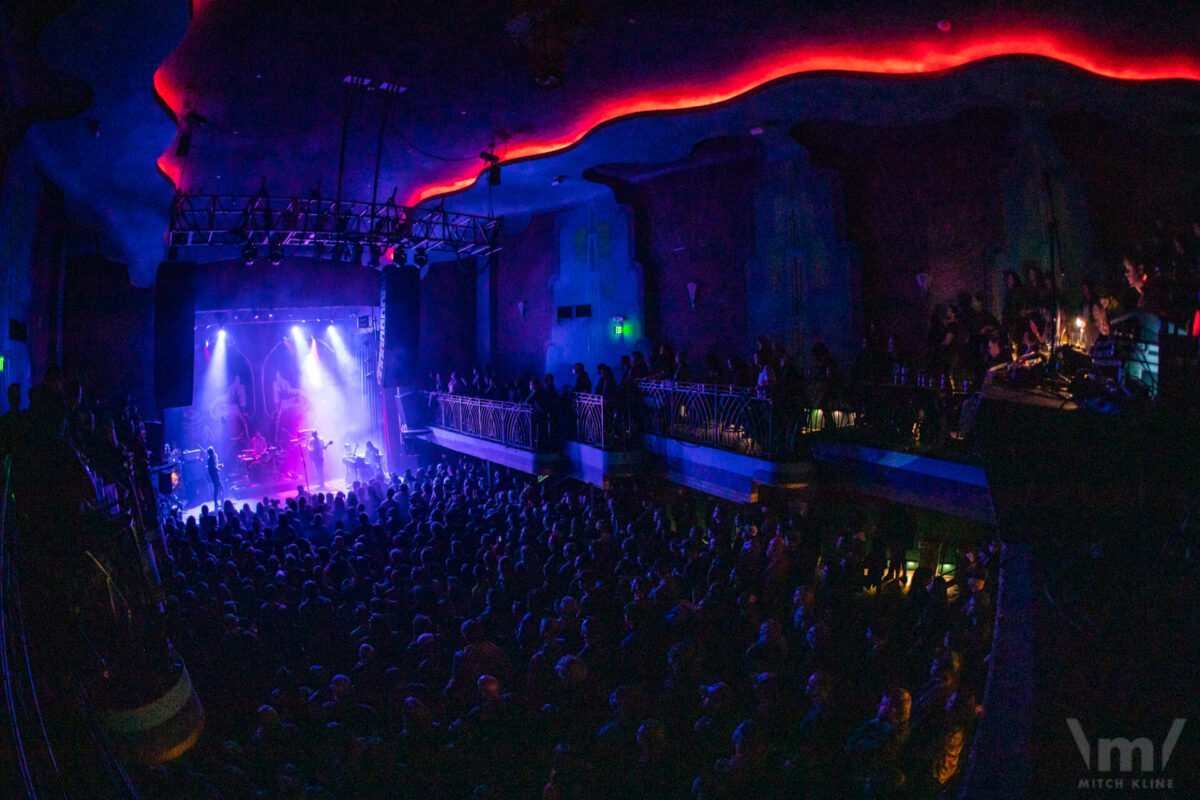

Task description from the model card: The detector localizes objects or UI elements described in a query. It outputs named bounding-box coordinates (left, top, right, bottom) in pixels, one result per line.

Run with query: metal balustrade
left=633, top=380, right=813, bottom=460
left=428, top=393, right=544, bottom=451
left=425, top=377, right=976, bottom=461
left=570, top=393, right=633, bottom=450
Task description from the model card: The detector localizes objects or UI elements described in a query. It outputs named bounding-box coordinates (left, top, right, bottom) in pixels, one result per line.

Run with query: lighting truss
left=167, top=193, right=502, bottom=261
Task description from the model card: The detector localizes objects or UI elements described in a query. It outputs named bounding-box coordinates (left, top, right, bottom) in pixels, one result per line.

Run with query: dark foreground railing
left=429, top=393, right=547, bottom=452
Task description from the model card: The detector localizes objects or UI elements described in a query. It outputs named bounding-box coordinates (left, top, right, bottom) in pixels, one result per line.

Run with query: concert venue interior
left=2, top=2, right=1199, bottom=797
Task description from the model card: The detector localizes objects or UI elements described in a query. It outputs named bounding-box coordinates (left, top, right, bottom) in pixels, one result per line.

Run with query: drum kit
left=236, top=446, right=282, bottom=485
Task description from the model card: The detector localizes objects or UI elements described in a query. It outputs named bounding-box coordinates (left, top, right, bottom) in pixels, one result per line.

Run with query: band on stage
left=165, top=427, right=385, bottom=505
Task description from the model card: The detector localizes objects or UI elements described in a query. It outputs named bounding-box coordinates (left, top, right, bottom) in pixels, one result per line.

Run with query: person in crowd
left=810, top=342, right=840, bottom=429
left=526, top=378, right=555, bottom=446
left=448, top=371, right=470, bottom=395
left=595, top=364, right=617, bottom=397
left=619, top=354, right=634, bottom=385
left=754, top=351, right=777, bottom=399
left=844, top=687, right=912, bottom=796
left=628, top=351, right=650, bottom=382
left=672, top=350, right=691, bottom=383
left=648, top=343, right=675, bottom=380
left=1120, top=256, right=1147, bottom=312
left=572, top=362, right=592, bottom=395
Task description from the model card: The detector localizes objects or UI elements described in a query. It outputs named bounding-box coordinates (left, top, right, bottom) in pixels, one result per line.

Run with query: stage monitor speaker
left=379, top=263, right=420, bottom=388
left=154, top=261, right=195, bottom=409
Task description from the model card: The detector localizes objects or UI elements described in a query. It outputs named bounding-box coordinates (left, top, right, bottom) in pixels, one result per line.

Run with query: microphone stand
left=297, top=440, right=309, bottom=492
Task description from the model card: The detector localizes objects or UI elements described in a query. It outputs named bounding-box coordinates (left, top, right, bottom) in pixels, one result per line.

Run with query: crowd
left=0, top=367, right=157, bottom=534
left=128, top=457, right=996, bottom=800
left=427, top=336, right=819, bottom=406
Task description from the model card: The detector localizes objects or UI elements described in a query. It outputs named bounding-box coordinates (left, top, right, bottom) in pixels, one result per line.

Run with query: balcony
left=420, top=376, right=991, bottom=512
left=423, top=393, right=561, bottom=475
left=632, top=380, right=812, bottom=500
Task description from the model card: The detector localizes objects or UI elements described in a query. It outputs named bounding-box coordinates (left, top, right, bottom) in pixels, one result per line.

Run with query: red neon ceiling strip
left=154, top=68, right=186, bottom=187
left=153, top=23, right=1200, bottom=205
left=409, top=29, right=1200, bottom=205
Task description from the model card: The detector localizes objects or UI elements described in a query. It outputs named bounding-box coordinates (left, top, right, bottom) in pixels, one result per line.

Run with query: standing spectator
left=595, top=364, right=617, bottom=397
left=628, top=351, right=650, bottom=381
left=572, top=362, right=592, bottom=394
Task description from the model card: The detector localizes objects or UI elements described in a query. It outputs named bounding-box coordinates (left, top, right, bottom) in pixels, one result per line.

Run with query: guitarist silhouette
left=307, top=430, right=334, bottom=489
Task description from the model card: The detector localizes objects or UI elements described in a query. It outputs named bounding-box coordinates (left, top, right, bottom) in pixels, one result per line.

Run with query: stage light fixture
left=414, top=248, right=428, bottom=267
left=268, top=236, right=284, bottom=265
left=242, top=243, right=257, bottom=265
left=218, top=328, right=226, bottom=339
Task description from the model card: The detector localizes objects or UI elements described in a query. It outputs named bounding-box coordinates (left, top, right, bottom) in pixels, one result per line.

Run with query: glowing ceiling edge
left=153, top=28, right=1200, bottom=208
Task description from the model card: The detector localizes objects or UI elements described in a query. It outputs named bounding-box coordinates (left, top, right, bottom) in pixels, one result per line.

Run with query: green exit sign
left=0, top=355, right=5, bottom=372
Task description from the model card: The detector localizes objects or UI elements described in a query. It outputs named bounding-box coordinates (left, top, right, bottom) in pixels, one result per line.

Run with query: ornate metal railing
left=428, top=393, right=545, bottom=452
left=426, top=376, right=977, bottom=462
left=632, top=380, right=812, bottom=460
left=570, top=393, right=633, bottom=450
left=841, top=374, right=979, bottom=456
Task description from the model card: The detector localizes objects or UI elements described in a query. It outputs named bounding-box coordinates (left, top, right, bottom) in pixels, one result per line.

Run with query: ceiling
left=8, top=1, right=1200, bottom=285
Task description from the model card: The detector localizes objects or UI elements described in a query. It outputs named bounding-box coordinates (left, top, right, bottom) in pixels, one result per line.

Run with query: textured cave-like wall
left=797, top=107, right=1016, bottom=356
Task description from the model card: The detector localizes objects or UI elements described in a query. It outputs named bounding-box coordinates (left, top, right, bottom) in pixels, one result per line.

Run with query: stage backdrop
left=164, top=318, right=380, bottom=482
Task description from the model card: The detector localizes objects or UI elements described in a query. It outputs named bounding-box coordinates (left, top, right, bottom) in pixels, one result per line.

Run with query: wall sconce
left=686, top=281, right=698, bottom=310
left=517, top=300, right=526, bottom=319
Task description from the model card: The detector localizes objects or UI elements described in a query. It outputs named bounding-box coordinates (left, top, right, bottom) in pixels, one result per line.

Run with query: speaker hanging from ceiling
left=379, top=263, right=420, bottom=388
left=153, top=261, right=196, bottom=409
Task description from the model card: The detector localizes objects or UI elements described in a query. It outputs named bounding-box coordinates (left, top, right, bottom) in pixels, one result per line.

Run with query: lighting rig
left=168, top=192, right=502, bottom=267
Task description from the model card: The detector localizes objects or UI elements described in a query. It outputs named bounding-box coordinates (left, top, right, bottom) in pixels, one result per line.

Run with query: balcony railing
left=570, top=393, right=633, bottom=450
left=840, top=373, right=979, bottom=458
left=425, top=374, right=979, bottom=462
left=428, top=393, right=547, bottom=452
left=633, top=380, right=813, bottom=460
